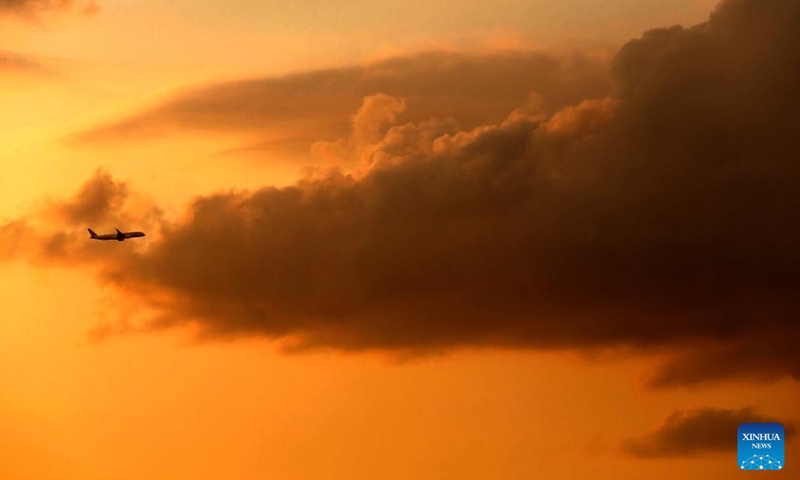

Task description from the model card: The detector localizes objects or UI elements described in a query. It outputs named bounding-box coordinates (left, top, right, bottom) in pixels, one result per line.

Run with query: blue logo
left=738, top=423, right=785, bottom=470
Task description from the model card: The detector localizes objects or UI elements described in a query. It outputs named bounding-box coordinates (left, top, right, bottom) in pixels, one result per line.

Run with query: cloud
left=5, top=0, right=800, bottom=384
left=0, top=169, right=162, bottom=266
left=648, top=338, right=800, bottom=388
left=0, top=1, right=98, bottom=76
left=0, top=0, right=99, bottom=18
left=622, top=407, right=794, bottom=458
left=0, top=50, right=48, bottom=74
left=71, top=50, right=613, bottom=158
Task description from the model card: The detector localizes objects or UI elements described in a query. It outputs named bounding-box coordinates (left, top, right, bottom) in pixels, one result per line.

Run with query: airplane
left=88, top=228, right=146, bottom=242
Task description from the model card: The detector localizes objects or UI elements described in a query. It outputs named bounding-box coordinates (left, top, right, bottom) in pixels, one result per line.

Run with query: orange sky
left=1, top=1, right=798, bottom=479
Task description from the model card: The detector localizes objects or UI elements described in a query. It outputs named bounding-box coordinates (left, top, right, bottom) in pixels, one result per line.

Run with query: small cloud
left=81, top=0, right=99, bottom=16
left=0, top=0, right=101, bottom=19
left=0, top=168, right=162, bottom=267
left=0, top=50, right=52, bottom=76
left=621, top=407, right=795, bottom=458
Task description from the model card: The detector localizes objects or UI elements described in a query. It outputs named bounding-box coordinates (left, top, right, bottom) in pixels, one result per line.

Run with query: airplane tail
left=87, top=228, right=98, bottom=238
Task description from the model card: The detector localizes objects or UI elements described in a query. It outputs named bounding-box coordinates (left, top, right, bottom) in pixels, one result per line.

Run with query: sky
left=1, top=0, right=798, bottom=479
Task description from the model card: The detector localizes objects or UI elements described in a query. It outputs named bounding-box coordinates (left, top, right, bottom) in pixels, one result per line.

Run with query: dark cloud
left=622, top=407, right=794, bottom=458
left=0, top=0, right=99, bottom=18
left=57, top=169, right=130, bottom=225
left=71, top=50, right=613, bottom=158
left=5, top=0, right=800, bottom=384
left=648, top=338, right=800, bottom=388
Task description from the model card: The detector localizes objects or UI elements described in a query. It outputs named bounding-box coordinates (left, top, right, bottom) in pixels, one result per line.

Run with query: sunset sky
left=1, top=1, right=798, bottom=479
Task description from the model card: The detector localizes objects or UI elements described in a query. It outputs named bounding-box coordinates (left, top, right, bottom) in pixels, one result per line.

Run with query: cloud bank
left=4, top=0, right=800, bottom=386
left=72, top=50, right=613, bottom=158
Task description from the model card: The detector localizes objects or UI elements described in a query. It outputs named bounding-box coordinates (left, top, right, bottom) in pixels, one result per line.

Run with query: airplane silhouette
left=88, top=228, right=146, bottom=241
